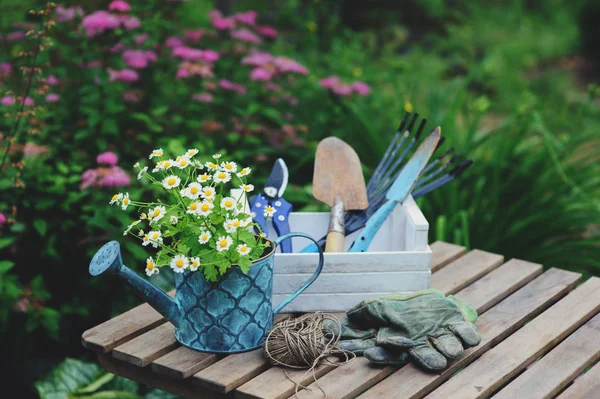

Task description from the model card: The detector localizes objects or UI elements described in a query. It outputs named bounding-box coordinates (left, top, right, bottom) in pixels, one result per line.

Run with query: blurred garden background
left=1, top=0, right=599, bottom=397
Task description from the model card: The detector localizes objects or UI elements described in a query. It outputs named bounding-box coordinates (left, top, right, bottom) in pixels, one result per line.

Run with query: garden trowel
left=313, top=137, right=368, bottom=252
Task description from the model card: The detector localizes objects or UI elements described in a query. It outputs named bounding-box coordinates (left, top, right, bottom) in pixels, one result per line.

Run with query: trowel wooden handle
left=325, top=231, right=345, bottom=252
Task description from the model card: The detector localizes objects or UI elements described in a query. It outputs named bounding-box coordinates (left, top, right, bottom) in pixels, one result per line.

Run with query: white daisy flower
left=187, top=202, right=201, bottom=214
left=212, top=153, right=222, bottom=159
left=123, top=220, right=141, bottom=236
left=221, top=161, right=237, bottom=173
left=198, top=231, right=212, bottom=244
left=221, top=197, right=236, bottom=210
left=186, top=148, right=199, bottom=158
left=224, top=220, right=237, bottom=234
left=110, top=193, right=123, bottom=205
left=121, top=193, right=131, bottom=210
left=138, top=229, right=145, bottom=236
left=231, top=219, right=243, bottom=229
left=189, top=257, right=200, bottom=271
left=237, top=167, right=251, bottom=177
left=162, top=175, right=181, bottom=190
left=213, top=170, right=231, bottom=184
left=148, top=230, right=163, bottom=248
left=142, top=233, right=152, bottom=246
left=182, top=182, right=202, bottom=199
left=149, top=149, right=164, bottom=159
left=197, top=173, right=211, bottom=183
left=264, top=205, right=277, bottom=217
left=176, top=157, right=191, bottom=169
left=237, top=244, right=251, bottom=256
left=170, top=216, right=178, bottom=225
left=197, top=201, right=214, bottom=216
left=149, top=206, right=166, bottom=222
left=137, top=166, right=148, bottom=180
left=194, top=160, right=204, bottom=169
left=240, top=184, right=254, bottom=192
left=158, top=159, right=175, bottom=170
left=201, top=186, right=216, bottom=200
left=170, top=255, right=188, bottom=273
left=145, top=257, right=160, bottom=276
left=205, top=161, right=218, bottom=170
left=216, top=236, right=233, bottom=252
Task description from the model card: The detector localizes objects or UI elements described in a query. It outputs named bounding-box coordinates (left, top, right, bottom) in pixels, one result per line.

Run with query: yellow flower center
left=164, top=161, right=171, bottom=168
left=190, top=186, right=199, bottom=194
left=225, top=164, right=233, bottom=170
left=233, top=221, right=241, bottom=227
left=202, top=234, right=208, bottom=240
left=143, top=235, right=149, bottom=241
left=192, top=260, right=199, bottom=267
left=180, top=160, right=188, bottom=166
left=176, top=259, right=184, bottom=267
left=208, top=162, right=216, bottom=169
left=190, top=203, right=198, bottom=211
left=152, top=233, right=160, bottom=240
left=112, top=194, right=119, bottom=201
left=217, top=172, right=226, bottom=179
left=153, top=209, right=160, bottom=217
left=147, top=262, right=154, bottom=270
left=123, top=198, right=130, bottom=205
left=201, top=204, right=210, bottom=212
left=205, top=189, right=213, bottom=196
left=219, top=240, right=228, bottom=248
left=200, top=175, right=208, bottom=181
left=167, top=177, right=176, bottom=185
left=225, top=200, right=233, bottom=207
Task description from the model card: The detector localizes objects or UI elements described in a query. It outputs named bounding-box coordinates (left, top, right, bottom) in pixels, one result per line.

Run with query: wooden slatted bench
left=82, top=241, right=600, bottom=399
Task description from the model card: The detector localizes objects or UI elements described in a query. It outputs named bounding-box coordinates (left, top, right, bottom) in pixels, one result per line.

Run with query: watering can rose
left=109, top=150, right=270, bottom=282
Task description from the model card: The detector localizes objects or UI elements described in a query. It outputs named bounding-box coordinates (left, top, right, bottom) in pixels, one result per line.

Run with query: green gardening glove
left=326, top=289, right=481, bottom=371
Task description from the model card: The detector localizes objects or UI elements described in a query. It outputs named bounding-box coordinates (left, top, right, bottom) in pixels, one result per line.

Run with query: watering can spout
left=89, top=241, right=181, bottom=327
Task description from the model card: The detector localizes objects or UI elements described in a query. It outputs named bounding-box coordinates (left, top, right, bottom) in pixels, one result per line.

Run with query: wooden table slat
left=426, top=277, right=600, bottom=399
left=429, top=241, right=466, bottom=272
left=152, top=346, right=220, bottom=379
left=357, top=268, right=581, bottom=399
left=494, top=312, right=600, bottom=399
left=112, top=322, right=178, bottom=367
left=555, top=359, right=600, bottom=399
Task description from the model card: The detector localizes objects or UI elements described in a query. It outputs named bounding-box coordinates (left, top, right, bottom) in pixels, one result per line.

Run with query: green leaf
left=203, top=264, right=218, bottom=282
left=238, top=257, right=252, bottom=274
left=34, top=219, right=48, bottom=236
left=0, top=236, right=15, bottom=250
left=132, top=113, right=163, bottom=133
left=35, top=358, right=102, bottom=399
left=0, top=260, right=14, bottom=273
left=145, top=390, right=179, bottom=399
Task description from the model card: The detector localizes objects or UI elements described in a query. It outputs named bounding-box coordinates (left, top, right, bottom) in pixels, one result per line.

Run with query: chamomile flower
left=138, top=229, right=145, bottom=236
left=205, top=161, right=218, bottom=170
left=198, top=201, right=214, bottom=216
left=177, top=156, right=191, bottom=169
left=149, top=148, right=164, bottom=159
left=170, top=216, right=178, bottom=225
left=148, top=230, right=163, bottom=248
left=216, top=236, right=233, bottom=252
left=170, top=255, right=188, bottom=273
left=162, top=175, right=181, bottom=189
left=145, top=257, right=160, bottom=276
left=149, top=206, right=166, bottom=222
left=240, top=184, right=254, bottom=192
left=142, top=233, right=152, bottom=246
left=137, top=166, right=148, bottom=180
left=264, top=205, right=277, bottom=217
left=224, top=220, right=237, bottom=233
left=237, top=167, right=251, bottom=177
left=187, top=202, right=201, bottom=214
left=221, top=197, right=236, bottom=210
left=212, top=153, right=222, bottom=159
left=189, top=257, right=201, bottom=271
left=213, top=170, right=231, bottom=184
left=231, top=219, right=244, bottom=229
left=201, top=186, right=216, bottom=200
left=186, top=148, right=199, bottom=158
left=134, top=162, right=140, bottom=168
left=198, top=231, right=212, bottom=244
left=110, top=193, right=123, bottom=205
left=182, top=182, right=202, bottom=199
left=197, top=173, right=211, bottom=183
left=221, top=161, right=237, bottom=173
left=237, top=244, right=251, bottom=256
left=123, top=220, right=140, bottom=236
left=121, top=193, right=131, bottom=210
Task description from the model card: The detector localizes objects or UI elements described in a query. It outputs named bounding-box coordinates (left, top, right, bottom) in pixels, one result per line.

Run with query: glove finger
left=377, top=334, right=415, bottom=350
left=448, top=322, right=481, bottom=347
left=431, top=334, right=464, bottom=359
left=322, top=317, right=375, bottom=340
left=338, top=338, right=377, bottom=355
left=364, top=346, right=410, bottom=366
left=409, top=345, right=447, bottom=371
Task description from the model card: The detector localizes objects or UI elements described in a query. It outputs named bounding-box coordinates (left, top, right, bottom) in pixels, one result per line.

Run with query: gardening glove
left=325, top=289, right=481, bottom=371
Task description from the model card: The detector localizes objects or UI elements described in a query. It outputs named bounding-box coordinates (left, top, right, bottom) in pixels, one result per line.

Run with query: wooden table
left=82, top=241, right=600, bottom=399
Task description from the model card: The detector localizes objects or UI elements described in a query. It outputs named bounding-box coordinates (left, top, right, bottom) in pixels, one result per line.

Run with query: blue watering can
left=89, top=232, right=324, bottom=353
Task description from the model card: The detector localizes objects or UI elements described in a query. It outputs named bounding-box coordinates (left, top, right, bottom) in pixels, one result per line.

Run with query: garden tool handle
left=349, top=200, right=397, bottom=252
left=272, top=198, right=293, bottom=253
left=273, top=232, right=324, bottom=314
left=325, top=196, right=346, bottom=252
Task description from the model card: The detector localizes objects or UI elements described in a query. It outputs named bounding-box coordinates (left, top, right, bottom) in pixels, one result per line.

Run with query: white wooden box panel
left=265, top=195, right=432, bottom=312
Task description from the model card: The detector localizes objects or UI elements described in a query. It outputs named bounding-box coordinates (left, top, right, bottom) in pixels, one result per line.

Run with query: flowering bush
left=111, top=150, right=270, bottom=281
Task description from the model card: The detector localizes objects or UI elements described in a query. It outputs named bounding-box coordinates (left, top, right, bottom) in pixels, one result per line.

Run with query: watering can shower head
left=89, top=240, right=124, bottom=276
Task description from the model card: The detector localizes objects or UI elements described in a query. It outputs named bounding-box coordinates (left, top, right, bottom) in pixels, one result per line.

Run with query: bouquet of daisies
left=109, top=149, right=270, bottom=282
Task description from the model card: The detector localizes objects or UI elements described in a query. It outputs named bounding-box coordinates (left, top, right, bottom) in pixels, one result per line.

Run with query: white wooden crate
left=267, top=195, right=432, bottom=312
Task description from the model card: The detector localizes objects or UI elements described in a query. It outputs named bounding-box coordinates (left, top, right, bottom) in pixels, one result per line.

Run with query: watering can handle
left=272, top=232, right=324, bottom=314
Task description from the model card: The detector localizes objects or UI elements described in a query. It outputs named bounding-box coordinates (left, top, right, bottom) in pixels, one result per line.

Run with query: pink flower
left=234, top=11, right=258, bottom=25
left=173, top=46, right=219, bottom=63
left=122, top=49, right=157, bottom=69
left=23, top=142, right=50, bottom=157
left=134, top=34, right=148, bottom=45
left=183, top=29, right=204, bottom=41
left=81, top=169, right=99, bottom=190
left=82, top=11, right=120, bottom=37
left=241, top=51, right=273, bottom=66
left=46, top=74, right=59, bottom=85
left=219, top=79, right=247, bottom=94
left=201, top=49, right=219, bottom=63
left=192, top=93, right=214, bottom=102
left=110, top=42, right=125, bottom=53
left=265, top=82, right=282, bottom=91
left=98, top=167, right=131, bottom=187
left=176, top=62, right=214, bottom=79
left=332, top=84, right=353, bottom=96
left=5, top=31, right=26, bottom=42
left=0, top=212, right=7, bottom=228
left=46, top=93, right=60, bottom=103
left=176, top=68, right=190, bottom=79
left=166, top=36, right=184, bottom=48
left=250, top=67, right=273, bottom=81
left=22, top=97, right=35, bottom=106
left=208, top=10, right=223, bottom=20
left=109, top=0, right=131, bottom=12
left=320, top=76, right=341, bottom=89
left=108, top=68, right=139, bottom=83
left=231, top=28, right=261, bottom=44
left=1, top=96, right=15, bottom=106
left=212, top=17, right=235, bottom=30
left=352, top=81, right=371, bottom=96
left=121, top=16, right=141, bottom=30
left=273, top=57, right=308, bottom=74
left=56, top=5, right=83, bottom=23
left=97, top=151, right=119, bottom=166
left=0, top=62, right=11, bottom=73
left=257, top=26, right=278, bottom=38
left=123, top=89, right=143, bottom=102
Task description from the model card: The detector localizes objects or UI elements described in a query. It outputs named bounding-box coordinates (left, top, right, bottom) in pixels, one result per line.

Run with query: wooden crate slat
left=426, top=277, right=600, bottom=399
left=97, top=353, right=231, bottom=399
left=494, top=312, right=600, bottom=399
left=430, top=241, right=466, bottom=272
left=285, top=251, right=508, bottom=399
left=430, top=249, right=504, bottom=294
left=112, top=323, right=178, bottom=367
left=357, top=267, right=581, bottom=399
left=555, top=359, right=600, bottom=399
left=152, top=346, right=220, bottom=379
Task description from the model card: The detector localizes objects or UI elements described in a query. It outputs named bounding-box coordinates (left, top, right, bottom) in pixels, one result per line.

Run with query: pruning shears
left=249, top=158, right=293, bottom=252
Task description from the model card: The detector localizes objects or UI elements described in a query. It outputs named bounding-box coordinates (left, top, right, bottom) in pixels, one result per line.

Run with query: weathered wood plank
left=112, top=322, right=178, bottom=367
left=426, top=277, right=600, bottom=399
left=430, top=241, right=466, bottom=272
left=555, top=360, right=600, bottom=399
left=494, top=312, right=600, bottom=399
left=82, top=290, right=175, bottom=353
left=152, top=346, right=220, bottom=379
left=287, top=250, right=507, bottom=399
left=357, top=268, right=581, bottom=399
left=97, top=353, right=231, bottom=399
left=430, top=249, right=504, bottom=294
